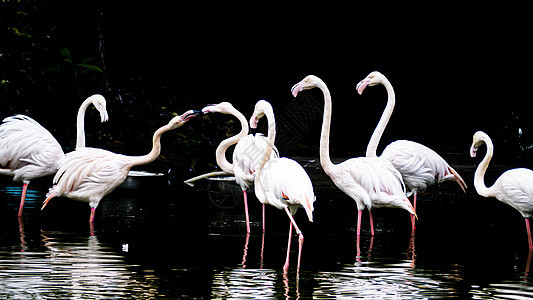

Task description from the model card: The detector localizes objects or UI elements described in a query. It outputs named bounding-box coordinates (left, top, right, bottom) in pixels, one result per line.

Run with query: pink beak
left=356, top=79, right=370, bottom=95
left=470, top=145, right=478, bottom=158
left=291, top=81, right=304, bottom=97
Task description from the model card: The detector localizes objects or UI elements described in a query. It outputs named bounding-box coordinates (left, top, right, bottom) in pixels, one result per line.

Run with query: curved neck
left=75, top=98, right=93, bottom=149
left=215, top=107, right=249, bottom=174
left=474, top=138, right=495, bottom=197
left=316, top=80, right=335, bottom=173
left=127, top=124, right=172, bottom=167
left=254, top=109, right=276, bottom=198
left=366, top=78, right=395, bottom=157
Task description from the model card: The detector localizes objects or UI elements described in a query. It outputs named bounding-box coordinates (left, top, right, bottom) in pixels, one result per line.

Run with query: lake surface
left=1, top=155, right=533, bottom=299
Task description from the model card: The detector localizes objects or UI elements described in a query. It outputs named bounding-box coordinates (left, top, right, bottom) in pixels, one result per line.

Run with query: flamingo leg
left=18, top=182, right=29, bottom=217
left=411, top=192, right=417, bottom=232
left=283, top=207, right=304, bottom=273
left=89, top=207, right=96, bottom=223
left=369, top=210, right=375, bottom=236
left=262, top=203, right=266, bottom=232
left=357, top=210, right=363, bottom=236
left=243, top=190, right=250, bottom=233
left=283, top=221, right=293, bottom=273
left=525, top=218, right=533, bottom=250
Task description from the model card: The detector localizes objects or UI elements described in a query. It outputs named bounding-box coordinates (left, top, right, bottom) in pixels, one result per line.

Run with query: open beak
left=291, top=81, right=304, bottom=97
left=180, top=110, right=202, bottom=122
left=356, top=78, right=370, bottom=95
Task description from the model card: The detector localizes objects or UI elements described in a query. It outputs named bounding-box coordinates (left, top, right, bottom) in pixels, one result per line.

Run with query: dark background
left=2, top=2, right=532, bottom=173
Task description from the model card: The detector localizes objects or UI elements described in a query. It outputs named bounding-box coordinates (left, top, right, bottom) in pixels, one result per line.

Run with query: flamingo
left=41, top=110, right=200, bottom=223
left=0, top=94, right=109, bottom=216
left=202, top=102, right=279, bottom=232
left=291, top=75, right=416, bottom=237
left=470, top=131, right=533, bottom=250
left=356, top=71, right=466, bottom=228
left=250, top=100, right=315, bottom=273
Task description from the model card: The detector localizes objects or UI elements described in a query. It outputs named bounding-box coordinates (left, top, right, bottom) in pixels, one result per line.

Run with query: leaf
left=60, top=48, right=72, bottom=60
left=77, top=63, right=103, bottom=72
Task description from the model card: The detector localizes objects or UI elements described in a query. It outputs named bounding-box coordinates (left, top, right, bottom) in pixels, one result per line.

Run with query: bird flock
left=1, top=71, right=532, bottom=274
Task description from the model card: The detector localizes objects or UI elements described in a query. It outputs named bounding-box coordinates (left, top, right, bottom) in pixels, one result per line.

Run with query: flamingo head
left=201, top=102, right=235, bottom=115
left=356, top=71, right=386, bottom=95
left=249, top=100, right=272, bottom=129
left=470, top=131, right=490, bottom=158
left=169, top=110, right=201, bottom=129
left=88, top=94, right=109, bottom=123
left=291, top=75, right=322, bottom=97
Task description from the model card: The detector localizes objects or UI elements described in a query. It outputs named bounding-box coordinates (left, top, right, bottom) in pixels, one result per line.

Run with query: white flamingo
left=471, top=131, right=533, bottom=250
left=0, top=94, right=109, bottom=216
left=356, top=72, right=466, bottom=228
left=41, top=110, right=199, bottom=223
left=250, top=100, right=315, bottom=273
left=202, top=102, right=279, bottom=232
left=291, top=75, right=415, bottom=237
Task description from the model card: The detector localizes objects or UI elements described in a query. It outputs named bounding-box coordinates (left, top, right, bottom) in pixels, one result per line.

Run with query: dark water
left=1, top=156, right=533, bottom=299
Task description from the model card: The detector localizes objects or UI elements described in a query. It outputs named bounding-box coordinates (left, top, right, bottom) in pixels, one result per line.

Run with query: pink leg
left=283, top=221, right=293, bottom=272
left=283, top=207, right=304, bottom=273
left=369, top=210, right=375, bottom=236
left=262, top=203, right=266, bottom=232
left=525, top=218, right=533, bottom=250
left=89, top=207, right=96, bottom=223
left=411, top=193, right=417, bottom=233
left=18, top=182, right=28, bottom=217
left=243, top=190, right=250, bottom=233
left=357, top=210, right=363, bottom=236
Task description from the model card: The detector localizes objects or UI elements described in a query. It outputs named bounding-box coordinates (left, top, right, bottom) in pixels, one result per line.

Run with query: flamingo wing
left=0, top=115, right=64, bottom=181
left=233, top=133, right=279, bottom=190
left=381, top=140, right=464, bottom=194
left=51, top=147, right=129, bottom=200
left=497, top=168, right=533, bottom=218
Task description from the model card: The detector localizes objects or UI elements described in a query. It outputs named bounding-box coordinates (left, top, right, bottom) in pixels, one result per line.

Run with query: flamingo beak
left=180, top=110, right=201, bottom=122
left=291, top=81, right=304, bottom=97
left=356, top=78, right=370, bottom=95
left=470, top=145, right=478, bottom=158
left=100, top=110, right=109, bottom=123
left=201, top=105, right=216, bottom=114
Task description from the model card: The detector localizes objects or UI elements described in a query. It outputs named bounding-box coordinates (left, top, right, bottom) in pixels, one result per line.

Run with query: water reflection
left=211, top=268, right=277, bottom=299
left=0, top=230, right=159, bottom=299
left=315, top=259, right=462, bottom=299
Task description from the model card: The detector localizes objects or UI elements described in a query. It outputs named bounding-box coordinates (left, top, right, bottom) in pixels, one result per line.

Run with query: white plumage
left=42, top=111, right=199, bottom=223
left=0, top=94, right=109, bottom=216
left=202, top=102, right=279, bottom=232
left=250, top=100, right=315, bottom=273
left=471, top=131, right=533, bottom=249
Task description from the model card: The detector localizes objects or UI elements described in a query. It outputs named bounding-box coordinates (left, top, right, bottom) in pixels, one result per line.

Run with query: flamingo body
left=471, top=131, right=533, bottom=249
left=381, top=140, right=466, bottom=196
left=0, top=115, right=64, bottom=182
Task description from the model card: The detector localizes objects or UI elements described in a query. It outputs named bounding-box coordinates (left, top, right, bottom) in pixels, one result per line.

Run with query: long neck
left=366, top=78, right=395, bottom=157
left=254, top=110, right=276, bottom=198
left=127, top=124, right=172, bottom=167
left=474, top=138, right=495, bottom=197
left=75, top=98, right=93, bottom=149
left=215, top=108, right=249, bottom=174
left=317, top=80, right=335, bottom=173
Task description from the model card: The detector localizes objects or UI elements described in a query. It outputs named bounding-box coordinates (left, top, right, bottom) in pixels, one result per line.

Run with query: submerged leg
left=18, top=182, right=29, bottom=217
left=283, top=221, right=293, bottom=273
left=243, top=190, right=250, bottom=233
left=283, top=207, right=304, bottom=273
left=526, top=218, right=533, bottom=250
